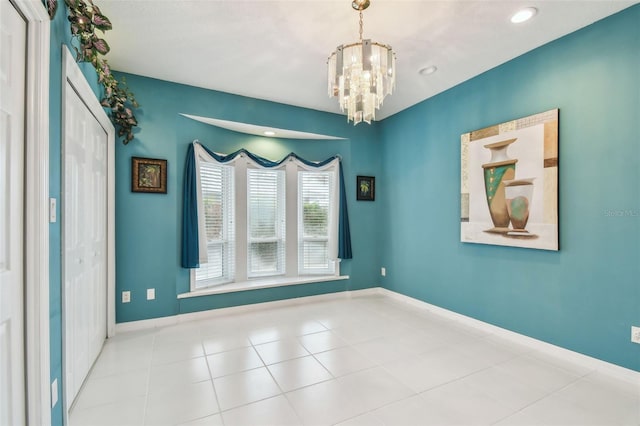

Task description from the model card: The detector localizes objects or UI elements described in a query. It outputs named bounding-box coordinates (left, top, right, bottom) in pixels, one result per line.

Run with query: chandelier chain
left=359, top=10, right=364, bottom=42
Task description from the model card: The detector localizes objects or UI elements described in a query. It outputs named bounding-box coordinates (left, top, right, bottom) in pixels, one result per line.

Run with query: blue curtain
left=181, top=141, right=352, bottom=268
left=181, top=144, right=200, bottom=268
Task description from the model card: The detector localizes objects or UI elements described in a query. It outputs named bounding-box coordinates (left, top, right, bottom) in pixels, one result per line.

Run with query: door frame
left=61, top=45, right=116, bottom=416
left=11, top=1, right=51, bottom=424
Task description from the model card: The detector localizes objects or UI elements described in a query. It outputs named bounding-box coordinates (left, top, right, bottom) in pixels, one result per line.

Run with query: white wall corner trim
left=13, top=0, right=51, bottom=424
left=375, top=287, right=640, bottom=384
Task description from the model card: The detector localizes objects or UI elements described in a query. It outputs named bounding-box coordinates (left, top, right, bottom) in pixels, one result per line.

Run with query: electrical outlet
left=147, top=288, right=155, bottom=300
left=49, top=198, right=57, bottom=223
left=122, top=291, right=131, bottom=303
left=381, top=267, right=386, bottom=277
left=632, top=326, right=640, bottom=344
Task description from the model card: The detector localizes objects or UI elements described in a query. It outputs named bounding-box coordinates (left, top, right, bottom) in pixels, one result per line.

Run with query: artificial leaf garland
left=65, top=0, right=139, bottom=144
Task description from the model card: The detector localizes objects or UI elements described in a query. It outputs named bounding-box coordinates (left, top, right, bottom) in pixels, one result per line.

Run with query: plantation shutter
left=298, top=170, right=335, bottom=275
left=247, top=168, right=286, bottom=277
left=194, top=161, right=235, bottom=287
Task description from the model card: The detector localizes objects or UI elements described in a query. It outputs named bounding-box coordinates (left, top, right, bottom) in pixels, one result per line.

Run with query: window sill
left=178, top=275, right=349, bottom=299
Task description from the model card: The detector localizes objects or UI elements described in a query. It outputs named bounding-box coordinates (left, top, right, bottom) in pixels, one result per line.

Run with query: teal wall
left=113, top=74, right=382, bottom=323
left=45, top=5, right=639, bottom=426
left=378, top=6, right=639, bottom=371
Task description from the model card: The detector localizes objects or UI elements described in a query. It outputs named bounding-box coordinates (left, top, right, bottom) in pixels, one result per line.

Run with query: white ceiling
left=100, top=0, right=636, bottom=121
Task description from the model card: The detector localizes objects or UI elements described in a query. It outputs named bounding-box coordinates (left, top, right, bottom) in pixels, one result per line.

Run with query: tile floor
left=69, top=294, right=640, bottom=426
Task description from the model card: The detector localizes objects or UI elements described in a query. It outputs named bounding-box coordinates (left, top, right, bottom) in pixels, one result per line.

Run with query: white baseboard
left=114, top=286, right=639, bottom=384
left=115, top=288, right=377, bottom=334
left=376, top=287, right=640, bottom=384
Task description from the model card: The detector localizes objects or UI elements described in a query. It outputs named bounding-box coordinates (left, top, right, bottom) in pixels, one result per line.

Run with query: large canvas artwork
left=461, top=109, right=559, bottom=250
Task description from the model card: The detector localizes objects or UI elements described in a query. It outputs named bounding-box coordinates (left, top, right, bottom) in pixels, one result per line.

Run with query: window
left=299, top=171, right=335, bottom=275
left=194, top=162, right=235, bottom=289
left=189, top=147, right=342, bottom=291
left=247, top=168, right=286, bottom=277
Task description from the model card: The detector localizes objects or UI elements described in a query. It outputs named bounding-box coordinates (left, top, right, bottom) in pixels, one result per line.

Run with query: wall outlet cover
left=122, top=291, right=131, bottom=303
left=632, top=326, right=640, bottom=344
left=147, top=288, right=155, bottom=300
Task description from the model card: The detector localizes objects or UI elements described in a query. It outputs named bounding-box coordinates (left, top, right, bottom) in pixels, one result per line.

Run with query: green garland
left=65, top=0, right=139, bottom=144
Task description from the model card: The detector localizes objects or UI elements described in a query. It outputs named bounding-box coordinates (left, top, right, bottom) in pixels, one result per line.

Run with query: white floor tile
left=202, top=334, right=251, bottom=355
left=285, top=379, right=367, bottom=426
left=177, top=413, right=224, bottom=426
left=334, top=411, right=385, bottom=426
left=206, top=346, right=264, bottom=378
left=420, top=378, right=516, bottom=425
left=351, top=337, right=413, bottom=365
left=373, top=394, right=459, bottom=426
left=496, top=355, right=581, bottom=393
left=70, top=295, right=638, bottom=426
left=148, top=356, right=211, bottom=391
left=254, top=338, right=310, bottom=365
left=314, top=346, right=376, bottom=377
left=91, top=342, right=153, bottom=378
left=297, top=330, right=347, bottom=354
left=221, top=395, right=301, bottom=426
left=70, top=395, right=146, bottom=426
left=73, top=368, right=148, bottom=411
left=151, top=340, right=205, bottom=365
left=213, top=367, right=281, bottom=411
left=497, top=392, right=616, bottom=426
left=145, top=380, right=219, bottom=426
left=452, top=336, right=520, bottom=367
left=338, top=367, right=415, bottom=412
left=248, top=326, right=286, bottom=345
left=383, top=354, right=463, bottom=393
left=332, top=321, right=386, bottom=344
left=267, top=355, right=332, bottom=392
left=552, top=373, right=640, bottom=425
left=457, top=366, right=549, bottom=411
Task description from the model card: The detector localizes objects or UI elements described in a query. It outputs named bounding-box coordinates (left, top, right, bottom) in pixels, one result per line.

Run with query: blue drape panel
left=338, top=165, right=353, bottom=259
left=181, top=144, right=200, bottom=268
left=181, top=141, right=353, bottom=268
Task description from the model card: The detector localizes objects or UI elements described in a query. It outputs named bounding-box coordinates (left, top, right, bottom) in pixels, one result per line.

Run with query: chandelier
left=328, top=0, right=396, bottom=125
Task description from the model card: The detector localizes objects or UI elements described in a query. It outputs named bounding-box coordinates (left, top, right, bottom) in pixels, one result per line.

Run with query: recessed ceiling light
left=419, top=66, right=438, bottom=76
left=511, top=7, right=537, bottom=24
left=263, top=131, right=276, bottom=137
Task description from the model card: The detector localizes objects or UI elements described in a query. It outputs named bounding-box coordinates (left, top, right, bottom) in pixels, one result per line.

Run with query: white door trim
left=61, top=45, right=115, bottom=416
left=11, top=1, right=51, bottom=425
left=61, top=47, right=116, bottom=339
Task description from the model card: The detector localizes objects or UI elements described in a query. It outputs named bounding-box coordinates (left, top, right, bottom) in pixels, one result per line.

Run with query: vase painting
left=460, top=109, right=559, bottom=251
left=482, top=138, right=517, bottom=233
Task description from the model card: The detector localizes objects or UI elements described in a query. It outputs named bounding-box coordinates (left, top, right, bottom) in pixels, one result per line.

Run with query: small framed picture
left=356, top=176, right=375, bottom=201
left=132, top=157, right=167, bottom=193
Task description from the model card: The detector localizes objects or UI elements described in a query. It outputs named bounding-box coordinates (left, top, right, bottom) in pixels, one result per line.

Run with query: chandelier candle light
left=328, top=0, right=396, bottom=125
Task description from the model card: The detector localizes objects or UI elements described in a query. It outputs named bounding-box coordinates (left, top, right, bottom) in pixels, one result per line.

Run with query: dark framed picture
left=132, top=157, right=167, bottom=193
left=356, top=176, right=375, bottom=201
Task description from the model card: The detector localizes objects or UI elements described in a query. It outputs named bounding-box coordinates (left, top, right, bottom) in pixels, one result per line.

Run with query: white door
left=63, top=82, right=108, bottom=407
left=0, top=1, right=27, bottom=424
